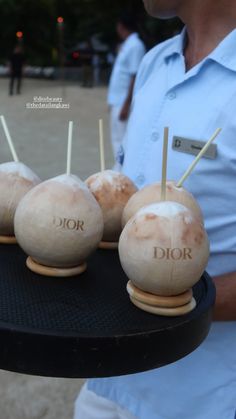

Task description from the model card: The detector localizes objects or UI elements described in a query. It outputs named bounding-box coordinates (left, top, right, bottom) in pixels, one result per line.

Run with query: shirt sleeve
left=127, top=43, right=146, bottom=76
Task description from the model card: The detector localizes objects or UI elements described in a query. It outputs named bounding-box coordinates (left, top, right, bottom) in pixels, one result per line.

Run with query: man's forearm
left=125, top=75, right=136, bottom=105
left=119, top=75, right=136, bottom=121
left=213, top=271, right=236, bottom=321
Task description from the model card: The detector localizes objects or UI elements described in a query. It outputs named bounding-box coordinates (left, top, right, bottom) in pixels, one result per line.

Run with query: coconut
left=119, top=201, right=209, bottom=296
left=0, top=161, right=41, bottom=236
left=122, top=181, right=203, bottom=228
left=14, top=174, right=104, bottom=269
left=86, top=170, right=137, bottom=243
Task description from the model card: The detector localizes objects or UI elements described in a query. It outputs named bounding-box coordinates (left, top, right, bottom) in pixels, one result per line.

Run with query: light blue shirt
left=108, top=33, right=146, bottom=106
left=89, top=29, right=236, bottom=419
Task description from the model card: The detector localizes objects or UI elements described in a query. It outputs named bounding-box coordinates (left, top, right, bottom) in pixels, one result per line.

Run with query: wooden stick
left=99, top=118, right=105, bottom=171
left=66, top=121, right=73, bottom=175
left=0, top=115, right=19, bottom=162
left=177, top=128, right=222, bottom=188
left=161, top=127, right=169, bottom=201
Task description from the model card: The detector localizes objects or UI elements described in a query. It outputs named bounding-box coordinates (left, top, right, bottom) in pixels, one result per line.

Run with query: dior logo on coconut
left=153, top=247, right=192, bottom=260
left=53, top=216, right=85, bottom=231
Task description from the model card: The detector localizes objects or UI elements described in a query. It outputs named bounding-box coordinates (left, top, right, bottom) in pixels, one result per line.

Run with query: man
left=75, top=1, right=236, bottom=418
left=81, top=40, right=94, bottom=88
left=8, top=45, right=25, bottom=96
left=108, top=13, right=146, bottom=167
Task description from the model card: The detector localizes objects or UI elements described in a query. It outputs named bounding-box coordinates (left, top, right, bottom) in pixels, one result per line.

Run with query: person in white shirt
left=74, top=1, right=236, bottom=418
left=108, top=13, right=146, bottom=167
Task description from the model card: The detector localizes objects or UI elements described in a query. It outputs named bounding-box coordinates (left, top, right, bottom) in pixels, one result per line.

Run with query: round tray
left=0, top=244, right=215, bottom=378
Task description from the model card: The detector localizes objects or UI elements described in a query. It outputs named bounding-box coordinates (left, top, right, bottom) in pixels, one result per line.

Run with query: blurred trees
left=0, top=0, right=183, bottom=65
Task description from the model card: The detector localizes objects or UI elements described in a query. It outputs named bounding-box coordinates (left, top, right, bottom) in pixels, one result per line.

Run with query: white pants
left=110, top=105, right=128, bottom=168
left=74, top=383, right=136, bottom=419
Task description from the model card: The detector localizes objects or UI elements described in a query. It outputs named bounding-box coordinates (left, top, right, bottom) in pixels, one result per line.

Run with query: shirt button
left=136, top=174, right=145, bottom=185
left=167, top=92, right=176, bottom=100
left=151, top=132, right=160, bottom=142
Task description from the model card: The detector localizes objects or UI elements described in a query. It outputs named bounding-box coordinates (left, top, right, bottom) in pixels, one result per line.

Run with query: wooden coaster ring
left=26, top=257, right=87, bottom=278
left=127, top=281, right=193, bottom=308
left=130, top=296, right=197, bottom=317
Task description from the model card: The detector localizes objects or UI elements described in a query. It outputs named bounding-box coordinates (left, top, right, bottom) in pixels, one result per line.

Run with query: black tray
left=0, top=244, right=215, bottom=378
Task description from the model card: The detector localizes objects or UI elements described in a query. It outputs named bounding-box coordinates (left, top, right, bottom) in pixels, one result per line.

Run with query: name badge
left=172, top=136, right=217, bottom=160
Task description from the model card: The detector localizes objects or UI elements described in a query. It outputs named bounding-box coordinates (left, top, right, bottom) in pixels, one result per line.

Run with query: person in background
left=108, top=12, right=146, bottom=168
left=92, top=53, right=101, bottom=86
left=81, top=40, right=94, bottom=88
left=8, top=45, right=25, bottom=96
left=74, top=0, right=236, bottom=418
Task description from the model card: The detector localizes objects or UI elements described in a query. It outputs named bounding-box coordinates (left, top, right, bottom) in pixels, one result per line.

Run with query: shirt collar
left=209, top=28, right=236, bottom=71
left=125, top=32, right=139, bottom=43
left=164, top=28, right=187, bottom=59
left=165, top=27, right=236, bottom=72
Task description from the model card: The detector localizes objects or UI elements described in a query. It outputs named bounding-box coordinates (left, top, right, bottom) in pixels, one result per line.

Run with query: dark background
left=0, top=0, right=183, bottom=66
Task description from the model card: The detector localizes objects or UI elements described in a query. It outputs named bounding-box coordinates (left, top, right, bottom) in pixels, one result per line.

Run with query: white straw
left=66, top=121, right=73, bottom=175
left=0, top=115, right=19, bottom=162
left=177, top=128, right=222, bottom=188
left=161, top=127, right=169, bottom=201
left=99, top=118, right=105, bottom=171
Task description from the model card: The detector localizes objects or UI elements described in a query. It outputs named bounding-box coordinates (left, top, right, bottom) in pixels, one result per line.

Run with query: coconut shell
left=119, top=201, right=209, bottom=296
left=86, top=170, right=137, bottom=242
left=0, top=162, right=41, bottom=235
left=14, top=174, right=104, bottom=268
left=122, top=181, right=203, bottom=228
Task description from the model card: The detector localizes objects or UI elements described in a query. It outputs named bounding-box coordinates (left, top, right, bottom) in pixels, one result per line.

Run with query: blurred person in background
left=8, top=45, right=25, bottom=96
left=81, top=40, right=94, bottom=88
left=108, top=12, right=146, bottom=168
left=92, top=53, right=101, bottom=86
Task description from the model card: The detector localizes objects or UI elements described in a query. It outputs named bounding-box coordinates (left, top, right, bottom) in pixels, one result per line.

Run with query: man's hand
left=213, top=271, right=236, bottom=321
left=119, top=100, right=130, bottom=121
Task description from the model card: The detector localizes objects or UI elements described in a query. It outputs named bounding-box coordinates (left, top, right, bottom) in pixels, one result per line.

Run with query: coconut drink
left=119, top=201, right=209, bottom=316
left=86, top=170, right=137, bottom=247
left=0, top=115, right=41, bottom=243
left=14, top=121, right=104, bottom=277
